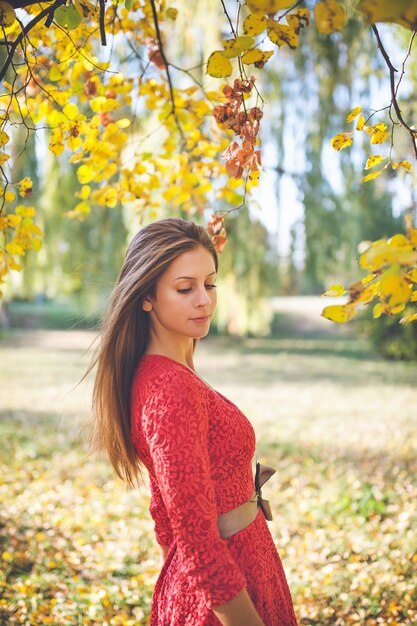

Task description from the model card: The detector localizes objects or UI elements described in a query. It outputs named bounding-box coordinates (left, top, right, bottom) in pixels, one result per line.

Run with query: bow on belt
left=253, top=461, right=276, bottom=521
left=217, top=461, right=276, bottom=539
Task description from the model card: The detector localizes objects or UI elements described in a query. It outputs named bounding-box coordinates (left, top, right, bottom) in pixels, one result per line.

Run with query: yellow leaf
left=49, top=139, right=65, bottom=156
left=0, top=153, right=10, bottom=165
left=373, top=302, right=384, bottom=318
left=67, top=135, right=83, bottom=152
left=18, top=177, right=32, bottom=197
left=346, top=106, right=362, bottom=123
left=90, top=96, right=121, bottom=113
left=387, top=234, right=412, bottom=248
left=63, top=102, right=79, bottom=120
left=117, top=118, right=131, bottom=129
left=0, top=2, right=16, bottom=28
left=76, top=0, right=99, bottom=18
left=247, top=0, right=294, bottom=13
left=16, top=205, right=36, bottom=217
left=0, top=130, right=9, bottom=147
left=363, top=170, right=382, bottom=182
left=222, top=36, right=255, bottom=58
left=321, top=304, right=355, bottom=323
left=351, top=281, right=380, bottom=304
left=268, top=23, right=299, bottom=48
left=286, top=8, right=310, bottom=32
left=410, top=291, right=417, bottom=302
left=49, top=66, right=62, bottom=82
left=321, top=283, right=347, bottom=297
left=77, top=164, right=93, bottom=184
left=246, top=171, right=260, bottom=191
left=46, top=110, right=66, bottom=126
left=360, top=241, right=417, bottom=271
left=379, top=274, right=411, bottom=307
left=4, top=190, right=15, bottom=202
left=370, top=130, right=390, bottom=144
left=78, top=185, right=91, bottom=200
left=243, top=13, right=267, bottom=36
left=365, top=155, right=385, bottom=170
left=331, top=132, right=353, bottom=151
left=241, top=48, right=274, bottom=67
left=392, top=161, right=412, bottom=171
left=314, top=0, right=346, bottom=35
left=357, top=0, right=417, bottom=31
left=6, top=242, right=25, bottom=255
left=2, top=551, right=13, bottom=562
left=356, top=114, right=365, bottom=130
left=364, top=123, right=382, bottom=136
left=206, top=51, right=233, bottom=78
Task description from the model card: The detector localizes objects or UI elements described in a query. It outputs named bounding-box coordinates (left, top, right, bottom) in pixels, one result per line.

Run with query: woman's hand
left=212, top=587, right=265, bottom=626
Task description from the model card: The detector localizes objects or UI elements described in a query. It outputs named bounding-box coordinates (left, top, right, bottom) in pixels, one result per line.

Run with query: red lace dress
left=130, top=354, right=298, bottom=626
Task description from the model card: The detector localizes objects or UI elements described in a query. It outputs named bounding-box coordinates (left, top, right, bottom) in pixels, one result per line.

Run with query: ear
left=142, top=298, right=153, bottom=312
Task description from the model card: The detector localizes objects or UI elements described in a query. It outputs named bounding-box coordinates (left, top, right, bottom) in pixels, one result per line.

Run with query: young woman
left=89, top=218, right=298, bottom=626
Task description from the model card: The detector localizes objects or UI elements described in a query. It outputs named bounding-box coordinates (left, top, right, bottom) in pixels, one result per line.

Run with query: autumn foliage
left=0, top=0, right=416, bottom=325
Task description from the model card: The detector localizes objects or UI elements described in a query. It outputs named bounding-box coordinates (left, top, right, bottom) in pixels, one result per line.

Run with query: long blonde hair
left=87, top=218, right=218, bottom=488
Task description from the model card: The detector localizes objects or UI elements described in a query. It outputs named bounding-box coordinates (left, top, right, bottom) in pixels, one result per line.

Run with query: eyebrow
left=173, top=271, right=216, bottom=281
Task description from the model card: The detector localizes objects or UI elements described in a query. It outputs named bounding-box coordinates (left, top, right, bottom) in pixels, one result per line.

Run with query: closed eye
left=177, top=284, right=217, bottom=294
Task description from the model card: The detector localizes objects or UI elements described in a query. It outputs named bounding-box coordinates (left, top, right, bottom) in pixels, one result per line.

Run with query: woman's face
left=143, top=245, right=217, bottom=340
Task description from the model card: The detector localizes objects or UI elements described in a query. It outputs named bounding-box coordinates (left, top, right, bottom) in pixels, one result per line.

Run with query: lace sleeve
left=142, top=368, right=247, bottom=609
left=149, top=474, right=174, bottom=547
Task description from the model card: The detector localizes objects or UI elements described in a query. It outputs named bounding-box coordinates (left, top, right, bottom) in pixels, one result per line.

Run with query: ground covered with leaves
left=1, top=322, right=416, bottom=625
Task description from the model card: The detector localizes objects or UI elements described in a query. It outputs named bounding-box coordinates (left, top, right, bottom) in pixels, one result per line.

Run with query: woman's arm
left=142, top=371, right=248, bottom=609
left=213, top=588, right=265, bottom=626
left=158, top=543, right=170, bottom=561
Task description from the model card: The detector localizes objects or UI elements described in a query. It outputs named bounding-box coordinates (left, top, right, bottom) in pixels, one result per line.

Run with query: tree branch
left=220, top=0, right=237, bottom=38
left=0, top=0, right=66, bottom=84
left=99, top=0, right=107, bottom=46
left=371, top=24, right=417, bottom=160
left=8, top=0, right=55, bottom=7
left=149, top=0, right=185, bottom=147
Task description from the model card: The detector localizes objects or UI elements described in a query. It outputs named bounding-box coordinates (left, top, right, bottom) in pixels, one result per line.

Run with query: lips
left=191, top=315, right=210, bottom=322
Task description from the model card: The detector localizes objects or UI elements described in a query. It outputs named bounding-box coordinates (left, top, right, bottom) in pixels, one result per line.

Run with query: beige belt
left=217, top=461, right=276, bottom=539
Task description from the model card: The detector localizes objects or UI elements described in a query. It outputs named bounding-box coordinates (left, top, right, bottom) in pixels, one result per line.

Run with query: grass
left=0, top=323, right=416, bottom=625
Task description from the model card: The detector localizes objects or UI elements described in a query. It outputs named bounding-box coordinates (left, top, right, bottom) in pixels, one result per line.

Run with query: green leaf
left=54, top=4, right=82, bottom=30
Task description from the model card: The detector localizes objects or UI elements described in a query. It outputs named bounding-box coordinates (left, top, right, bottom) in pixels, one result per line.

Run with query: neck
left=145, top=334, right=195, bottom=370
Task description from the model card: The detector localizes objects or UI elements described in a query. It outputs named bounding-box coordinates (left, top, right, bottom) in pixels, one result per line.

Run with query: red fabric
left=131, top=354, right=298, bottom=626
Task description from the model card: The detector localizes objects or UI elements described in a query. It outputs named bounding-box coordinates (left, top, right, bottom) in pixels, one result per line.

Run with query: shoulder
left=132, top=354, right=206, bottom=404
left=133, top=356, right=209, bottom=437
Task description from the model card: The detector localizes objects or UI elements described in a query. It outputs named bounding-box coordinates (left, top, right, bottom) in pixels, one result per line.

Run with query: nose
left=194, top=285, right=212, bottom=307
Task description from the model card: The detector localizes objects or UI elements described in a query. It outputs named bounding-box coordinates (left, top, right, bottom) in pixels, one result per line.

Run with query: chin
left=192, top=327, right=210, bottom=339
